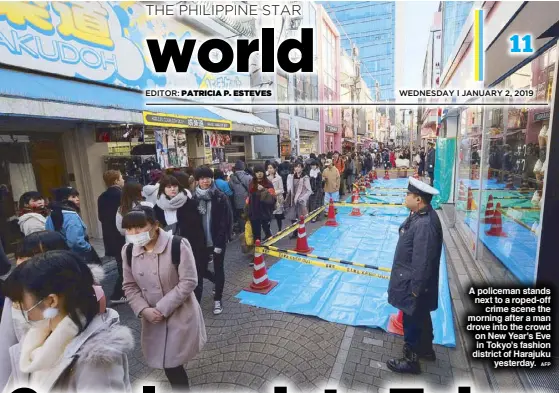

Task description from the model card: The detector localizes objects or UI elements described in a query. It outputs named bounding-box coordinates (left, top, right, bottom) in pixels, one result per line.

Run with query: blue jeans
left=324, top=191, right=340, bottom=205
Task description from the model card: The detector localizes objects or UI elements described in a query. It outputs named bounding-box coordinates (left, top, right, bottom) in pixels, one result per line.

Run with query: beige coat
left=267, top=173, right=284, bottom=215
left=322, top=166, right=341, bottom=193
left=122, top=230, right=207, bottom=369
left=3, top=308, right=133, bottom=393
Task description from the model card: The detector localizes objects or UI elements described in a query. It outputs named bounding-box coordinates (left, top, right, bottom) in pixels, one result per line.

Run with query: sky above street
left=398, top=1, right=440, bottom=89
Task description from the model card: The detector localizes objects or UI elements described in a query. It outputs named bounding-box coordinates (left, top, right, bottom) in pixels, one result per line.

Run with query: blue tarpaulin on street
left=236, top=203, right=457, bottom=347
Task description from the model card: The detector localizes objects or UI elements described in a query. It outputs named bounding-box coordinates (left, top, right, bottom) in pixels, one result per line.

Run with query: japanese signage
left=143, top=111, right=232, bottom=130
left=253, top=126, right=266, bottom=134
left=0, top=2, right=251, bottom=109
left=325, top=124, right=339, bottom=133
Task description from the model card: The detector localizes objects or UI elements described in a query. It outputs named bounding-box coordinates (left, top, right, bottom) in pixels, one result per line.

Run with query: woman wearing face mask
left=285, top=161, right=312, bottom=238
left=122, top=206, right=206, bottom=390
left=154, top=176, right=206, bottom=270
left=0, top=231, right=107, bottom=391
left=246, top=165, right=276, bottom=243
left=1, top=250, right=133, bottom=393
left=116, top=182, right=154, bottom=235
left=308, top=160, right=324, bottom=223
left=46, top=187, right=101, bottom=265
left=192, top=167, right=232, bottom=314
left=266, top=162, right=285, bottom=231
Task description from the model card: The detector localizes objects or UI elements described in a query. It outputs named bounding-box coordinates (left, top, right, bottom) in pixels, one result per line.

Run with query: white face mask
left=126, top=231, right=152, bottom=247
left=21, top=299, right=59, bottom=327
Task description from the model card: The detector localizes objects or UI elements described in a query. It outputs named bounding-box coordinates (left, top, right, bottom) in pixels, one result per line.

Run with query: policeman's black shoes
left=386, top=352, right=421, bottom=374
left=403, top=343, right=437, bottom=361
left=387, top=345, right=437, bottom=374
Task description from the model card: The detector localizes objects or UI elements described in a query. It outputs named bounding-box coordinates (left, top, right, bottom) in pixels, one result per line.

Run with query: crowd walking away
left=0, top=146, right=440, bottom=393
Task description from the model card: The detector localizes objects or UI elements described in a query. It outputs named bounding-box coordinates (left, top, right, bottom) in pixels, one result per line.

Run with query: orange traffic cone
left=505, top=174, right=514, bottom=189
left=482, top=195, right=495, bottom=224
left=350, top=190, right=362, bottom=217
left=325, top=198, right=339, bottom=227
left=486, top=203, right=507, bottom=237
left=466, top=188, right=477, bottom=210
left=244, top=240, right=278, bottom=294
left=383, top=170, right=390, bottom=180
left=295, top=215, right=313, bottom=253
left=373, top=170, right=378, bottom=180
left=387, top=310, right=404, bottom=336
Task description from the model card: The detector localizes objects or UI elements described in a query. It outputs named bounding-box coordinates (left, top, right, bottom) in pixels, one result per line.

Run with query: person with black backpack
left=153, top=175, right=207, bottom=273
left=192, top=166, right=232, bottom=315
left=122, top=206, right=206, bottom=391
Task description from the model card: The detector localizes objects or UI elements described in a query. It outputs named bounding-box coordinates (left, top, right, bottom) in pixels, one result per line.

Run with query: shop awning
left=206, top=106, right=279, bottom=135
left=0, top=67, right=227, bottom=125
left=0, top=67, right=144, bottom=123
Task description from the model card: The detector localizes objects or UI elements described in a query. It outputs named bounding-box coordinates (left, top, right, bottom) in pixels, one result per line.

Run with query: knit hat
left=194, top=166, right=214, bottom=181
left=253, top=164, right=265, bottom=175
left=52, top=187, right=79, bottom=202
left=234, top=160, right=245, bottom=171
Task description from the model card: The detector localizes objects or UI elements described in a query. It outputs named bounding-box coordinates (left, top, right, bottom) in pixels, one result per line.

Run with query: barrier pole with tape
left=334, top=202, right=404, bottom=208
left=264, top=245, right=392, bottom=272
left=262, top=206, right=325, bottom=246
left=255, top=247, right=391, bottom=280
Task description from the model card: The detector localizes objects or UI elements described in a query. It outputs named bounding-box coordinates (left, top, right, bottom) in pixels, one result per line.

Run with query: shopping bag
left=245, top=220, right=254, bottom=247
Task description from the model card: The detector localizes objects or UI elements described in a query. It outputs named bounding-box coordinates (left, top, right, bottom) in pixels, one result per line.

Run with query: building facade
left=321, top=1, right=396, bottom=102
left=317, top=5, right=342, bottom=153
left=0, top=1, right=277, bottom=247
left=434, top=0, right=559, bottom=328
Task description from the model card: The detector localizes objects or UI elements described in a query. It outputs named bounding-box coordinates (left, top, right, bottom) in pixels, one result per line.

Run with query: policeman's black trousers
left=403, top=307, right=434, bottom=354
left=164, top=365, right=189, bottom=390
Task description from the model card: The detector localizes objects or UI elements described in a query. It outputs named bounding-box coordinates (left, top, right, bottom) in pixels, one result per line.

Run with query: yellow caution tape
left=256, top=247, right=390, bottom=280
left=262, top=206, right=325, bottom=246
left=334, top=202, right=404, bottom=208
left=264, top=245, right=392, bottom=272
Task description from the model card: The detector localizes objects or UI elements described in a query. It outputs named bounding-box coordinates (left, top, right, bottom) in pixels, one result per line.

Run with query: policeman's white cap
left=408, top=177, right=440, bottom=196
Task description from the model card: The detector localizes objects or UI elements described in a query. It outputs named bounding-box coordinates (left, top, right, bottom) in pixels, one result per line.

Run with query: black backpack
left=126, top=235, right=182, bottom=269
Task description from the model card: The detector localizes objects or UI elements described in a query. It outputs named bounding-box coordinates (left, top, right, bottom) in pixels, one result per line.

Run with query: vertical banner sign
left=474, top=9, right=484, bottom=82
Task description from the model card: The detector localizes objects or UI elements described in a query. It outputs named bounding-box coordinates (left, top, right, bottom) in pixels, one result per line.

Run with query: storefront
left=143, top=111, right=233, bottom=170
left=299, top=130, right=319, bottom=157
left=324, top=124, right=339, bottom=153
left=279, top=118, right=292, bottom=160
left=443, top=2, right=559, bottom=289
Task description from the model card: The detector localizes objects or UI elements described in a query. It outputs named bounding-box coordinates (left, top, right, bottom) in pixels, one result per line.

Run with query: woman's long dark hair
left=16, top=230, right=69, bottom=260
left=3, top=250, right=98, bottom=332
left=120, top=182, right=144, bottom=215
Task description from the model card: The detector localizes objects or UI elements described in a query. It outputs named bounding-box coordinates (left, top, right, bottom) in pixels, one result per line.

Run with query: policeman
left=386, top=177, right=443, bottom=374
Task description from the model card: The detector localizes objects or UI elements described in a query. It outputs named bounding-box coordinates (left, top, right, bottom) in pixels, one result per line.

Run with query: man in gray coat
left=386, top=177, right=443, bottom=374
left=228, top=160, right=253, bottom=233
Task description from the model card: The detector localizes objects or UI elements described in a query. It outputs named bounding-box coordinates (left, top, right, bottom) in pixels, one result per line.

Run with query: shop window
left=455, top=106, right=483, bottom=256
left=471, top=44, right=556, bottom=285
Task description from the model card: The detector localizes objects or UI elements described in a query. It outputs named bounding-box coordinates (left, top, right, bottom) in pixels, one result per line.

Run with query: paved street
left=94, top=217, right=473, bottom=393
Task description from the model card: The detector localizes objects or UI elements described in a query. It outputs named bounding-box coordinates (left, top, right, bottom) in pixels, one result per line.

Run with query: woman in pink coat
left=122, top=205, right=207, bottom=390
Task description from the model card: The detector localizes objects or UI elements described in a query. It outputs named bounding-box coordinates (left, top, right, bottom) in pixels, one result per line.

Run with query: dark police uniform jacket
left=387, top=205, right=443, bottom=316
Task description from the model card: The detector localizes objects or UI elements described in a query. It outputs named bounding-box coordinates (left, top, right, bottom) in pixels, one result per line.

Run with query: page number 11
left=510, top=34, right=533, bottom=53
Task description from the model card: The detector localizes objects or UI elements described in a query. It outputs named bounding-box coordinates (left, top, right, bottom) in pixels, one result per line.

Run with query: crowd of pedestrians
left=0, top=143, right=437, bottom=392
